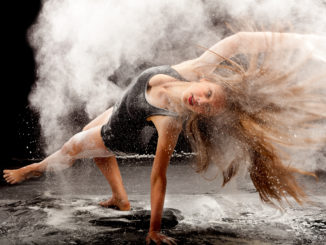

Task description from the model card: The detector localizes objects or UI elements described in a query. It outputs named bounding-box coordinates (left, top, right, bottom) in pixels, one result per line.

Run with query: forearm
left=197, top=32, right=326, bottom=66
left=235, top=32, right=325, bottom=54
left=147, top=118, right=181, bottom=234
left=149, top=174, right=167, bottom=232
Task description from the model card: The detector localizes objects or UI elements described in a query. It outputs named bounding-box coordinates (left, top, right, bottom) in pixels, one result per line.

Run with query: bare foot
left=99, top=197, right=131, bottom=211
left=3, top=167, right=42, bottom=184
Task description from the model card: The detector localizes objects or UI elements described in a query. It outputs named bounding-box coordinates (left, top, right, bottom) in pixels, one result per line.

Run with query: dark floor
left=1, top=158, right=326, bottom=244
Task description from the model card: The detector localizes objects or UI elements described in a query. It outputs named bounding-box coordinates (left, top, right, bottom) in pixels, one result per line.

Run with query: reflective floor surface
left=1, top=158, right=325, bottom=244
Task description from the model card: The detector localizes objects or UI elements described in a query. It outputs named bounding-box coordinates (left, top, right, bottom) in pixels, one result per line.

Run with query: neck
left=163, top=81, right=192, bottom=115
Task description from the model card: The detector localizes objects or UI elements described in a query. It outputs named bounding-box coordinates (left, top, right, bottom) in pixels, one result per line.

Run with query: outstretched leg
left=3, top=125, right=112, bottom=184
left=3, top=107, right=131, bottom=211
left=94, top=157, right=130, bottom=211
left=3, top=108, right=113, bottom=184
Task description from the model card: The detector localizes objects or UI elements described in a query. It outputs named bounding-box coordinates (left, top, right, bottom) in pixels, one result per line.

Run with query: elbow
left=234, top=31, right=247, bottom=42
left=235, top=31, right=262, bottom=42
left=227, top=32, right=243, bottom=50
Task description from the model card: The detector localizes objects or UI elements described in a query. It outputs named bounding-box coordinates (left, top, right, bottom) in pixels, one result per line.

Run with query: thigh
left=83, top=107, right=113, bottom=131
left=67, top=125, right=113, bottom=159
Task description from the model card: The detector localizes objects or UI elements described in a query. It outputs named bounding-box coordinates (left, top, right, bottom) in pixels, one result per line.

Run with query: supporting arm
left=146, top=116, right=182, bottom=245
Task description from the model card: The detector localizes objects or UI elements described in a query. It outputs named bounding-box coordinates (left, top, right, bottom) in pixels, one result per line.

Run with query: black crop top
left=101, top=65, right=187, bottom=155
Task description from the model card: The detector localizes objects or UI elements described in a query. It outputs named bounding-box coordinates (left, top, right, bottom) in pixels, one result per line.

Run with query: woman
left=3, top=32, right=326, bottom=244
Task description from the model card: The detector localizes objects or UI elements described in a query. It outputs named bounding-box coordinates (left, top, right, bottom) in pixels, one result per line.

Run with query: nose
left=194, top=95, right=208, bottom=106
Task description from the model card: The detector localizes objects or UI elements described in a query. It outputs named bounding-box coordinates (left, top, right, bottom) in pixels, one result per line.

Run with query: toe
left=99, top=199, right=114, bottom=206
left=3, top=173, right=9, bottom=178
left=9, top=178, right=17, bottom=184
left=6, top=176, right=17, bottom=183
left=99, top=201, right=120, bottom=210
left=99, top=200, right=109, bottom=206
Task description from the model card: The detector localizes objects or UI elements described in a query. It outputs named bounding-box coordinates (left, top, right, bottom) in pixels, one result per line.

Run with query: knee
left=61, top=136, right=80, bottom=158
left=94, top=156, right=117, bottom=167
left=82, top=125, right=90, bottom=132
left=94, top=157, right=107, bottom=165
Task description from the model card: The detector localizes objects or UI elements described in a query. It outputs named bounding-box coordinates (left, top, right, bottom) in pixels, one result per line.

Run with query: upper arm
left=235, top=32, right=307, bottom=53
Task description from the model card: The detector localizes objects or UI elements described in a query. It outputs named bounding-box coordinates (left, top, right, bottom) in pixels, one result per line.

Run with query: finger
left=146, top=236, right=150, bottom=245
left=162, top=238, right=170, bottom=245
left=164, top=237, right=178, bottom=245
left=169, top=238, right=178, bottom=245
left=146, top=236, right=156, bottom=245
left=164, top=239, right=174, bottom=245
left=146, top=236, right=158, bottom=245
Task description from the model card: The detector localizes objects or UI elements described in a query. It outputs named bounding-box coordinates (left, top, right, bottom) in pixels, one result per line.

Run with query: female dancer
left=3, top=32, right=326, bottom=244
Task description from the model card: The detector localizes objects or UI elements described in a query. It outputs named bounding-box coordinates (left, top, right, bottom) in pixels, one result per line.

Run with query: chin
left=182, top=95, right=189, bottom=105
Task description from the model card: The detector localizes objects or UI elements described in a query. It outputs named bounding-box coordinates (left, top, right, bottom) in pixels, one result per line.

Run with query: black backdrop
left=3, top=0, right=43, bottom=174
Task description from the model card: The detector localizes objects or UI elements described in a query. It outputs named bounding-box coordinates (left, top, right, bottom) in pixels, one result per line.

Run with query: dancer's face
left=182, top=79, right=225, bottom=116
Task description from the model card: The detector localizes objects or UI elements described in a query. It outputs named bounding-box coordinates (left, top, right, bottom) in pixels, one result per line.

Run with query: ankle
left=22, top=163, right=43, bottom=177
left=113, top=194, right=128, bottom=201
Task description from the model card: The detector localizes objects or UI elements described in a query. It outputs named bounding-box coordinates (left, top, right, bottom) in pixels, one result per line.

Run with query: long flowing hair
left=185, top=32, right=326, bottom=206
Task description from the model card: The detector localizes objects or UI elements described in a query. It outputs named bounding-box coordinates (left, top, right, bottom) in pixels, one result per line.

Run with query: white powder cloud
left=28, top=0, right=326, bottom=174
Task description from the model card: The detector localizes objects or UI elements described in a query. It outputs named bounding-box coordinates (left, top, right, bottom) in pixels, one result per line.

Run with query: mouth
left=188, top=95, right=194, bottom=106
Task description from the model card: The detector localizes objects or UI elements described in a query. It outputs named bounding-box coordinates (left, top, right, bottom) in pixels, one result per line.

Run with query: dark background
left=3, top=0, right=43, bottom=173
